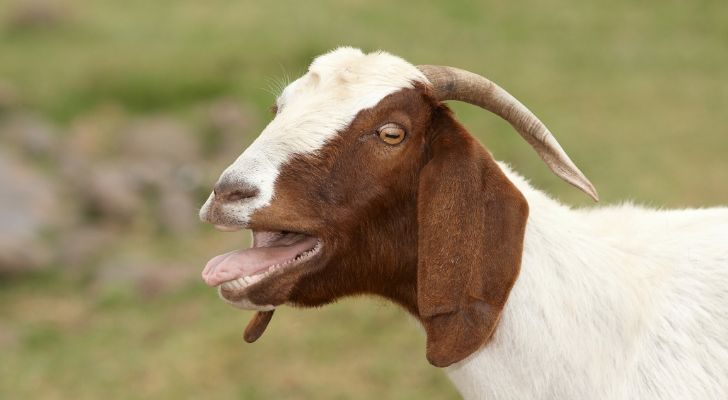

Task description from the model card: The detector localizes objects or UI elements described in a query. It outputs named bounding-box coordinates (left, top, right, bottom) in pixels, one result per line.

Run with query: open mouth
left=202, top=230, right=322, bottom=291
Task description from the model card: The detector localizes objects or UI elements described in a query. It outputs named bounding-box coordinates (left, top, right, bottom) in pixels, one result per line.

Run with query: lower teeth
left=220, top=243, right=321, bottom=290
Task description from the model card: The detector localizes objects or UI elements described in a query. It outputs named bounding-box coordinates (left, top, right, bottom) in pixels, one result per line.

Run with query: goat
left=199, top=47, right=728, bottom=400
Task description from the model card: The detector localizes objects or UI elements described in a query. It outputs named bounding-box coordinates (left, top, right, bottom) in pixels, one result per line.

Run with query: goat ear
left=417, top=125, right=529, bottom=368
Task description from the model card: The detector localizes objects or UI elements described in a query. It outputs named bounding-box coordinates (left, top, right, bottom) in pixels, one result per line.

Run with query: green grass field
left=1, top=0, right=726, bottom=398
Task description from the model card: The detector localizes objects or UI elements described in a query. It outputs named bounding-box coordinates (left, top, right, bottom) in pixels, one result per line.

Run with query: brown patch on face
left=218, top=84, right=529, bottom=367
left=238, top=85, right=437, bottom=313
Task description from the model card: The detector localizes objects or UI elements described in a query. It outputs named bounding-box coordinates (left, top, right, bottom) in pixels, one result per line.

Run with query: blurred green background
left=0, top=0, right=726, bottom=398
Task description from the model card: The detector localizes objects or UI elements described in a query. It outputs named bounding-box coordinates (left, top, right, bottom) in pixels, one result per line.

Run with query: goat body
left=448, top=164, right=728, bottom=399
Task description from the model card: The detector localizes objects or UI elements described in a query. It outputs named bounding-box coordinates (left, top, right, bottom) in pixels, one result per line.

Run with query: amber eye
left=377, top=123, right=406, bottom=145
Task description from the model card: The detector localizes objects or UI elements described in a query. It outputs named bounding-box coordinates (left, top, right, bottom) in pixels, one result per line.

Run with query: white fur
left=200, top=47, right=427, bottom=225
left=445, top=163, right=728, bottom=400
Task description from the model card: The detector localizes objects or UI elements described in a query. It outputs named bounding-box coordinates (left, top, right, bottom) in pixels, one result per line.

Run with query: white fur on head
left=199, top=47, right=428, bottom=225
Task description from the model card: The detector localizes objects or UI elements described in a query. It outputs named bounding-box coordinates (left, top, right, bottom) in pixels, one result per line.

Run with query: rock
left=206, top=98, right=258, bottom=135
left=94, top=257, right=196, bottom=299
left=135, top=266, right=196, bottom=299
left=65, top=104, right=127, bottom=162
left=57, top=225, right=116, bottom=268
left=81, top=162, right=143, bottom=222
left=0, top=150, right=58, bottom=273
left=122, top=116, right=199, bottom=164
left=118, top=116, right=205, bottom=233
left=62, top=111, right=205, bottom=232
left=5, top=0, right=71, bottom=32
left=158, top=185, right=198, bottom=234
left=0, top=81, right=19, bottom=112
left=116, top=116, right=201, bottom=198
left=203, top=99, right=258, bottom=159
left=0, top=112, right=59, bottom=159
left=0, top=321, right=19, bottom=349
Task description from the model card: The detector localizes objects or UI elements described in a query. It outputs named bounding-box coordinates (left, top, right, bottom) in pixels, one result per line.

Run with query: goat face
left=200, top=47, right=592, bottom=367
left=203, top=84, right=435, bottom=311
left=200, top=48, right=433, bottom=311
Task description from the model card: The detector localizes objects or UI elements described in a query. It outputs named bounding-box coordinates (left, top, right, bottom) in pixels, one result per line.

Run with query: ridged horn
left=417, top=65, right=598, bottom=201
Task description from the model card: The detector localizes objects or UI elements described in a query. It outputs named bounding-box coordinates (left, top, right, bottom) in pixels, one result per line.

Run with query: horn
left=417, top=65, right=599, bottom=201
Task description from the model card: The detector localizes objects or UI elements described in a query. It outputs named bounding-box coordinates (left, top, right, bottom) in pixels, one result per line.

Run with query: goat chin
left=442, top=162, right=728, bottom=400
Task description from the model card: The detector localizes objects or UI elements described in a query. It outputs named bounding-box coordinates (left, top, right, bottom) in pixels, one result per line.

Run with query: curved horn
left=417, top=65, right=598, bottom=201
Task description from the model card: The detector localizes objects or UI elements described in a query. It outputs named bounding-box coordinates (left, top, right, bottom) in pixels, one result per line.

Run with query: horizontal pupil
left=385, top=133, right=400, bottom=138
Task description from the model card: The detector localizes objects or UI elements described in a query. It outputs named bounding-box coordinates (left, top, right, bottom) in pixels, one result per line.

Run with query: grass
left=3, top=0, right=726, bottom=204
left=0, top=275, right=451, bottom=399
left=0, top=0, right=726, bottom=398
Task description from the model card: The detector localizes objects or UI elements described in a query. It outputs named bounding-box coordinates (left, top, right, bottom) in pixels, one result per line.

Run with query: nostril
left=213, top=179, right=259, bottom=203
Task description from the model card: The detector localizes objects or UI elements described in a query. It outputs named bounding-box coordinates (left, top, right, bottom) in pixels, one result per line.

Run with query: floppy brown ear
left=417, top=117, right=529, bottom=368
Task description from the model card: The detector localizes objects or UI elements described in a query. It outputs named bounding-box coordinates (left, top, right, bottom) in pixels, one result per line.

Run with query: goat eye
left=377, top=124, right=406, bottom=145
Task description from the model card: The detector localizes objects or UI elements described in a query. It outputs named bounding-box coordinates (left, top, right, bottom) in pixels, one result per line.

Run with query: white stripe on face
left=200, top=47, right=428, bottom=225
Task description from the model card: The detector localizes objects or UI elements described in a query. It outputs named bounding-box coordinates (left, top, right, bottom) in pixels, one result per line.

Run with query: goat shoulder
left=445, top=163, right=728, bottom=400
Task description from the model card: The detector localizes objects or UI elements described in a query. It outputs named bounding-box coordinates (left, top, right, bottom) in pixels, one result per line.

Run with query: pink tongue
left=202, top=236, right=318, bottom=287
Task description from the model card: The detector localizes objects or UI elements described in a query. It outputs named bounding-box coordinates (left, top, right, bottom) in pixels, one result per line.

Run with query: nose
left=213, top=178, right=260, bottom=203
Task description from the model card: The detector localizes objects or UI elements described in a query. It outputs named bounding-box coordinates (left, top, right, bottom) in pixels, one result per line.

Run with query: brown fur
left=417, top=117, right=529, bottom=367
left=207, top=84, right=529, bottom=367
